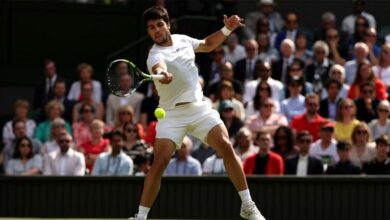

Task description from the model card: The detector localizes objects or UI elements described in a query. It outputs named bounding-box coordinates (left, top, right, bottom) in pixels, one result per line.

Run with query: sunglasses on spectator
left=259, top=87, right=270, bottom=91
left=307, top=102, right=318, bottom=107
left=82, top=109, right=94, bottom=113
left=19, top=143, right=31, bottom=147
left=327, top=35, right=339, bottom=39
left=120, top=111, right=131, bottom=115
left=299, top=139, right=311, bottom=144
left=315, top=50, right=326, bottom=54
left=343, top=105, right=354, bottom=109
left=290, top=67, right=301, bottom=72
left=262, top=103, right=274, bottom=108
left=321, top=127, right=334, bottom=132
left=356, top=130, right=368, bottom=135
left=378, top=108, right=389, bottom=113
left=363, top=89, right=373, bottom=94
left=59, top=139, right=71, bottom=144
left=126, top=128, right=138, bottom=133
left=223, top=108, right=234, bottom=112
left=286, top=20, right=297, bottom=24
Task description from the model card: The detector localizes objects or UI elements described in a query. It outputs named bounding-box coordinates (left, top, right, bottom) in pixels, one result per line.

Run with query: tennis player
left=130, top=6, right=265, bottom=220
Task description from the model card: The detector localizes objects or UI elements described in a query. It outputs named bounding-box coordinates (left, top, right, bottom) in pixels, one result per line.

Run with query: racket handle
left=151, top=74, right=165, bottom=80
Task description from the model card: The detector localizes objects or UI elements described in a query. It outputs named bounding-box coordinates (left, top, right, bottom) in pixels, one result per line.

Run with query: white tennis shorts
left=156, top=101, right=223, bottom=148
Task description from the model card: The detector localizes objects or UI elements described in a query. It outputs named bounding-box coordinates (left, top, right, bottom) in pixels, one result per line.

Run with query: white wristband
left=221, top=26, right=232, bottom=36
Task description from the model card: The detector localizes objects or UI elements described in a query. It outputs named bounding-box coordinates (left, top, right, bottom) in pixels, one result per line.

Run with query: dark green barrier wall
left=0, top=176, right=389, bottom=220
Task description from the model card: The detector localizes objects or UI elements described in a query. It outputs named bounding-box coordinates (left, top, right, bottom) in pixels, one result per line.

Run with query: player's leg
left=132, top=138, right=176, bottom=220
left=206, top=124, right=265, bottom=220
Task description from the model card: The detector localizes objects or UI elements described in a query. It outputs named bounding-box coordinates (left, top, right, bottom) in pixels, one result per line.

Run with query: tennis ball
left=154, top=107, right=166, bottom=119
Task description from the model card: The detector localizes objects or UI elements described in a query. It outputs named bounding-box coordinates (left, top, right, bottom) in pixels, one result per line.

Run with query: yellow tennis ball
left=154, top=107, right=166, bottom=119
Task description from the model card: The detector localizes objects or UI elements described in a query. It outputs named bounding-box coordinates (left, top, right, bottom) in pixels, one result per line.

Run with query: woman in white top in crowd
left=368, top=100, right=390, bottom=140
left=321, top=64, right=350, bottom=99
left=68, top=63, right=102, bottom=103
left=373, top=43, right=390, bottom=91
left=2, top=99, right=36, bottom=145
left=72, top=81, right=104, bottom=123
left=350, top=122, right=376, bottom=167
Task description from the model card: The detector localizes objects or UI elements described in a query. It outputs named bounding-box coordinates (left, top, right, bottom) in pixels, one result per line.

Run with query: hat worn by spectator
left=219, top=100, right=234, bottom=112
left=321, top=121, right=335, bottom=131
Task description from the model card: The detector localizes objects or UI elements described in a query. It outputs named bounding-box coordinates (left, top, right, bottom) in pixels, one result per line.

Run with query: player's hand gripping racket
left=105, top=59, right=164, bottom=97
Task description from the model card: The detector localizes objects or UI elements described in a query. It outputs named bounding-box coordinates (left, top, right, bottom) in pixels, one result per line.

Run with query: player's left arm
left=195, top=15, right=244, bottom=53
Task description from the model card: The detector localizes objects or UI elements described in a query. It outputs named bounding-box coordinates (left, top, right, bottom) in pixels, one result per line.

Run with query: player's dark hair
left=143, top=6, right=169, bottom=24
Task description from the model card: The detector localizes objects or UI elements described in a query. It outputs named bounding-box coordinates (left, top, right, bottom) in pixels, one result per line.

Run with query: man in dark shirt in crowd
left=326, top=141, right=361, bottom=175
left=362, top=135, right=390, bottom=174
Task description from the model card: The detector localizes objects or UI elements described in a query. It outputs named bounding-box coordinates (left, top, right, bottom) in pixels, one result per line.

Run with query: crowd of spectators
left=1, top=0, right=390, bottom=176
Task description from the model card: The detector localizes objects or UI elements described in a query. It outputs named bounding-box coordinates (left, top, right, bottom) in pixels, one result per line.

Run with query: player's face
left=147, top=19, right=171, bottom=46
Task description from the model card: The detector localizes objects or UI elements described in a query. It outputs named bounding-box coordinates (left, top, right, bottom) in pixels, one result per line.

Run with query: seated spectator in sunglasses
left=368, top=100, right=390, bottom=140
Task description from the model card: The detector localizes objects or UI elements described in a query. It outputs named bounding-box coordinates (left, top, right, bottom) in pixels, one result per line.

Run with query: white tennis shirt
left=147, top=34, right=204, bottom=110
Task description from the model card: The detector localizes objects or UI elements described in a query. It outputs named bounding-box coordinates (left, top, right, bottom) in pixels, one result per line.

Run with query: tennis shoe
left=240, top=201, right=266, bottom=220
left=128, top=214, right=146, bottom=220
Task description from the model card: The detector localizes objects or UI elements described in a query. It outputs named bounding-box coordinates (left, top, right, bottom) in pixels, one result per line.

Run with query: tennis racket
left=105, top=59, right=164, bottom=97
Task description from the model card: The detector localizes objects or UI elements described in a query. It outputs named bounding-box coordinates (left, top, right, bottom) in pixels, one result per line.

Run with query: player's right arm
left=147, top=52, right=172, bottom=84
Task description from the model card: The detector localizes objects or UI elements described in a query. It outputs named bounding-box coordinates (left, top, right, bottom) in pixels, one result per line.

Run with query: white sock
left=238, top=189, right=252, bottom=204
left=137, top=206, right=150, bottom=219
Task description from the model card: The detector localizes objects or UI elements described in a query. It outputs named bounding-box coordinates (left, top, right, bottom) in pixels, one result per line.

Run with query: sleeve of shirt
left=184, top=35, right=203, bottom=50
left=192, top=160, right=202, bottom=176
left=74, top=153, right=86, bottom=176
left=5, top=160, right=15, bottom=174
left=202, top=158, right=212, bottom=173
left=91, top=156, right=102, bottom=176
left=32, top=155, right=43, bottom=171
left=118, top=156, right=134, bottom=176
left=146, top=51, right=164, bottom=74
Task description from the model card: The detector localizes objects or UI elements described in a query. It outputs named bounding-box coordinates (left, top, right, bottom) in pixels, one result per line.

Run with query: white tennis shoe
left=128, top=214, right=146, bottom=220
left=240, top=201, right=266, bottom=220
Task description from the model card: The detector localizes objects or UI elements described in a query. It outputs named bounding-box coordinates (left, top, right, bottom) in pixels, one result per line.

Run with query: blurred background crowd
left=1, top=0, right=390, bottom=177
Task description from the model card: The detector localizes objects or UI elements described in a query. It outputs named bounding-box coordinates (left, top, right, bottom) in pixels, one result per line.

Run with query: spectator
left=285, top=131, right=324, bottom=176
left=72, top=81, right=104, bottom=123
left=373, top=43, right=390, bottom=91
left=313, top=12, right=337, bottom=42
left=133, top=152, right=153, bottom=176
left=326, top=28, right=349, bottom=65
left=191, top=143, right=215, bottom=166
left=309, top=121, right=339, bottom=170
left=244, top=60, right=284, bottom=106
left=350, top=122, right=376, bottom=167
left=68, top=63, right=102, bottom=103
left=233, top=127, right=258, bottom=162
left=280, top=76, right=306, bottom=122
left=202, top=45, right=226, bottom=87
left=72, top=103, right=96, bottom=147
left=2, top=99, right=36, bottom=145
left=34, top=100, right=72, bottom=144
left=223, top=33, right=246, bottom=65
left=364, top=27, right=380, bottom=64
left=272, top=39, right=295, bottom=83
left=319, top=79, right=343, bottom=120
left=79, top=119, right=111, bottom=173
left=321, top=64, right=350, bottom=100
left=33, top=59, right=66, bottom=120
left=212, top=81, right=245, bottom=120
left=246, top=97, right=288, bottom=134
left=92, top=131, right=134, bottom=176
left=51, top=79, right=74, bottom=123
left=256, top=32, right=279, bottom=63
left=344, top=42, right=369, bottom=85
left=274, top=12, right=300, bottom=50
left=368, top=100, right=390, bottom=140
left=207, top=61, right=244, bottom=102
left=362, top=135, right=390, bottom=174
left=203, top=150, right=226, bottom=175
left=294, top=32, right=313, bottom=64
left=113, top=105, right=137, bottom=132
left=255, top=17, right=278, bottom=48
left=341, top=0, right=376, bottom=36
left=350, top=15, right=370, bottom=47
left=164, top=136, right=202, bottom=176
left=218, top=100, right=244, bottom=141
left=43, top=132, right=85, bottom=176
left=348, top=60, right=387, bottom=100
left=106, top=73, right=144, bottom=126
left=244, top=0, right=283, bottom=40
left=243, top=131, right=284, bottom=175
left=271, top=126, right=298, bottom=161
left=291, top=93, right=326, bottom=141
left=305, top=41, right=334, bottom=93
left=334, top=98, right=360, bottom=142
left=234, top=40, right=259, bottom=84
left=325, top=141, right=361, bottom=175
left=122, top=122, right=148, bottom=159
left=284, top=59, right=313, bottom=97
left=2, top=119, right=42, bottom=167
left=354, top=81, right=380, bottom=123
left=5, top=137, right=42, bottom=175
left=41, top=118, right=67, bottom=155
left=245, top=80, right=280, bottom=119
